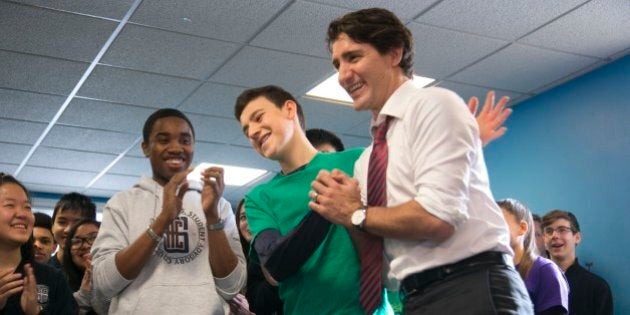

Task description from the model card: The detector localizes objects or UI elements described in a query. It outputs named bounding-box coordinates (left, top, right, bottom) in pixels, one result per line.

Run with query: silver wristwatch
left=351, top=208, right=367, bottom=230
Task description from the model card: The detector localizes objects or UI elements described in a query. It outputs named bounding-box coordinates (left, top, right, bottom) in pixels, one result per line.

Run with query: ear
left=388, top=46, right=404, bottom=68
left=283, top=100, right=297, bottom=121
left=574, top=231, right=581, bottom=246
left=141, top=141, right=150, bottom=157
left=517, top=220, right=528, bottom=237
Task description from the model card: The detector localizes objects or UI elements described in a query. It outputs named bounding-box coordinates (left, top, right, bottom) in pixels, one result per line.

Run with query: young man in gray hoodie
left=91, top=108, right=246, bottom=314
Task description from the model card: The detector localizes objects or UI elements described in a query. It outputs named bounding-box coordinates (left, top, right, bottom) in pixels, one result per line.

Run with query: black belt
left=400, top=251, right=509, bottom=299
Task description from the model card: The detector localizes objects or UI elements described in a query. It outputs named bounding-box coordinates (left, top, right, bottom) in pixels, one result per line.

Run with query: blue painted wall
left=485, top=55, right=630, bottom=314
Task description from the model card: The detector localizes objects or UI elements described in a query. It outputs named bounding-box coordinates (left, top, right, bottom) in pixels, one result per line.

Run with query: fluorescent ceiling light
left=306, top=73, right=435, bottom=105
left=189, top=163, right=268, bottom=187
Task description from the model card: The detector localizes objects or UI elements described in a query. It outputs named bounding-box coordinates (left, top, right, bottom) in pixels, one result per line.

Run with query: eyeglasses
left=71, top=235, right=97, bottom=249
left=543, top=226, right=574, bottom=236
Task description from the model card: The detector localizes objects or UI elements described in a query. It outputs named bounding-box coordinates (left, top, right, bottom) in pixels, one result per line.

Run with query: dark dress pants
left=403, top=265, right=533, bottom=314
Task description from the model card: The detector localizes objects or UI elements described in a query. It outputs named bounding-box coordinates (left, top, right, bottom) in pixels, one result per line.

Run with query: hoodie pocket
left=132, top=282, right=225, bottom=314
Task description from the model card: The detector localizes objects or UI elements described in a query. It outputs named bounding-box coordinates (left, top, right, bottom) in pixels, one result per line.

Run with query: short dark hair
left=143, top=108, right=195, bottom=143
left=34, top=212, right=53, bottom=230
left=327, top=8, right=414, bottom=78
left=52, top=192, right=96, bottom=224
left=306, top=128, right=345, bottom=152
left=234, top=85, right=305, bottom=130
left=542, top=209, right=581, bottom=233
left=532, top=214, right=542, bottom=224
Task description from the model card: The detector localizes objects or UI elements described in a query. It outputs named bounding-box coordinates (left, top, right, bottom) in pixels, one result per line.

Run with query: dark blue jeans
left=402, top=265, right=533, bottom=314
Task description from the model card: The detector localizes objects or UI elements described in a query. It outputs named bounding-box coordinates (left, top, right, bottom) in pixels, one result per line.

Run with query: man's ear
left=141, top=141, right=150, bottom=157
left=574, top=231, right=582, bottom=246
left=283, top=100, right=297, bottom=121
left=389, top=46, right=404, bottom=68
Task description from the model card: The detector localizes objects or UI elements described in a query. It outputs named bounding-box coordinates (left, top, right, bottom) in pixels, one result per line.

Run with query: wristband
left=207, top=219, right=224, bottom=231
left=146, top=226, right=163, bottom=243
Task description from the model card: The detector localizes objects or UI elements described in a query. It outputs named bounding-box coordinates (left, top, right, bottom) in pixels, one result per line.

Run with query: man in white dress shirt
left=309, top=8, right=533, bottom=314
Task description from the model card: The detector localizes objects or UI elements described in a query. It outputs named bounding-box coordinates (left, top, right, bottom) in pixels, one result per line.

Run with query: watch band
left=146, top=226, right=163, bottom=243
left=207, top=219, right=224, bottom=231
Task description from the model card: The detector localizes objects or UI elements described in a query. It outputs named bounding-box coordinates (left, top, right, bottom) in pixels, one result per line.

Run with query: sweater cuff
left=214, top=259, right=247, bottom=300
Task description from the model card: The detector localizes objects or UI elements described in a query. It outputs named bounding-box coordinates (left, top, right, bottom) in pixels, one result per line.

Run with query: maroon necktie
left=359, top=116, right=391, bottom=314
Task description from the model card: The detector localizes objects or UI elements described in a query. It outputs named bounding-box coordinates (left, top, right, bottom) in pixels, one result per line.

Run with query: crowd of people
left=1, top=7, right=614, bottom=315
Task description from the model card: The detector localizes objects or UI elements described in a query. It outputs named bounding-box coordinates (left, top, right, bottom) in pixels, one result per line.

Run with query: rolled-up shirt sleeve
left=410, top=89, right=478, bottom=228
left=213, top=198, right=247, bottom=299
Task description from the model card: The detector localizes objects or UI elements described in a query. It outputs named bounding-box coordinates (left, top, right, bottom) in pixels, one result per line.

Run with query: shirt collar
left=370, top=80, right=416, bottom=129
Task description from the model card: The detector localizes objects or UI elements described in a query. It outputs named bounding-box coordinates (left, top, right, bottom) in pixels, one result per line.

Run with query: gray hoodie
left=91, top=176, right=246, bottom=314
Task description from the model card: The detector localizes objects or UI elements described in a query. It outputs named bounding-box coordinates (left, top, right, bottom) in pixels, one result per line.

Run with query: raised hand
left=160, top=169, right=191, bottom=223
left=20, top=264, right=40, bottom=315
left=201, top=166, right=225, bottom=221
left=80, top=255, right=93, bottom=293
left=0, top=268, right=24, bottom=310
left=468, top=90, right=511, bottom=147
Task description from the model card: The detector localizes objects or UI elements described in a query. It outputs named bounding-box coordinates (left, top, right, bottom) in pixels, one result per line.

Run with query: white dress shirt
left=354, top=81, right=512, bottom=290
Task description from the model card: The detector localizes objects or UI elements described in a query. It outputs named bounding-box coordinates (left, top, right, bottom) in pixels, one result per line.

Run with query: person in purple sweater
left=498, top=198, right=569, bottom=315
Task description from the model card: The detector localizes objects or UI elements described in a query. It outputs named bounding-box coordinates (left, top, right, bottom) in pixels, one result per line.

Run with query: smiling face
left=239, top=96, right=297, bottom=161
left=544, top=218, right=580, bottom=264
left=0, top=183, right=34, bottom=248
left=142, top=116, right=194, bottom=186
left=33, top=227, right=56, bottom=263
left=331, top=33, right=405, bottom=116
left=51, top=209, right=83, bottom=251
left=70, top=223, right=99, bottom=270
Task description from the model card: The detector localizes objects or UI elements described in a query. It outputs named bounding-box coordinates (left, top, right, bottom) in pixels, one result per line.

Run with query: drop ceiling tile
left=408, top=22, right=508, bottom=78
left=0, top=2, right=117, bottom=62
left=108, top=156, right=151, bottom=176
left=449, top=44, right=599, bottom=93
left=18, top=166, right=97, bottom=188
left=436, top=81, right=525, bottom=106
left=416, top=0, right=587, bottom=40
left=77, top=66, right=200, bottom=108
left=194, top=142, right=277, bottom=171
left=300, top=97, right=371, bottom=137
left=58, top=98, right=154, bottom=134
left=130, top=0, right=291, bottom=42
left=28, top=147, right=116, bottom=172
left=251, top=1, right=349, bottom=58
left=20, top=182, right=88, bottom=195
left=179, top=82, right=247, bottom=119
left=42, top=125, right=139, bottom=154
left=0, top=50, right=88, bottom=95
left=0, top=163, right=18, bottom=174
left=0, top=143, right=32, bottom=164
left=12, top=0, right=135, bottom=20
left=102, top=25, right=240, bottom=79
left=90, top=173, right=139, bottom=191
left=0, top=88, right=64, bottom=122
left=186, top=114, right=242, bottom=144
left=82, top=188, right=119, bottom=199
left=309, top=0, right=440, bottom=20
left=211, top=46, right=333, bottom=95
left=0, top=119, right=47, bottom=145
left=520, top=0, right=630, bottom=58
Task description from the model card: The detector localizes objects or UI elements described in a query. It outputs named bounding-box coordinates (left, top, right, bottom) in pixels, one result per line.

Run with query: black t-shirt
left=1, top=259, right=77, bottom=315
